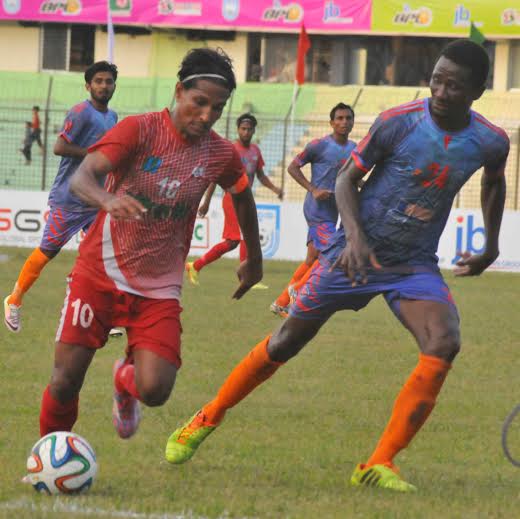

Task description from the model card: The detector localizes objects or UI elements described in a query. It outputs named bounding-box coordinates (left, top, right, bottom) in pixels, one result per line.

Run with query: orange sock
left=202, top=336, right=284, bottom=424
left=366, top=354, right=451, bottom=467
left=8, top=247, right=51, bottom=306
left=275, top=261, right=311, bottom=307
left=292, top=260, right=317, bottom=293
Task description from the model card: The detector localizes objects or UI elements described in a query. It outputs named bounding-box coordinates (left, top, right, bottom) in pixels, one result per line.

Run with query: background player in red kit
left=37, top=48, right=263, bottom=442
left=185, top=113, right=283, bottom=286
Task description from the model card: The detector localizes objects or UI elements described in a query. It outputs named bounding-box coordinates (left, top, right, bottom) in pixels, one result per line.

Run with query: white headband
left=182, top=73, right=228, bottom=83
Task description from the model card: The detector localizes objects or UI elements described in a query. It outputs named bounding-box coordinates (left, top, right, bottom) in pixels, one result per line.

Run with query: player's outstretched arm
left=333, top=158, right=380, bottom=284
left=198, top=183, right=217, bottom=217
left=454, top=168, right=506, bottom=277
left=70, top=151, right=146, bottom=220
left=231, top=187, right=263, bottom=299
left=257, top=169, right=283, bottom=200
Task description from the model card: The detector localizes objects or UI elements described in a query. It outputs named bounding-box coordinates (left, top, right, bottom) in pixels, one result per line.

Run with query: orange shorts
left=222, top=192, right=241, bottom=241
left=56, top=271, right=183, bottom=368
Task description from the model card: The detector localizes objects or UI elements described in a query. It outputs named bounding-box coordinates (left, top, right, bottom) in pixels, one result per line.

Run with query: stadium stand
left=0, top=71, right=518, bottom=210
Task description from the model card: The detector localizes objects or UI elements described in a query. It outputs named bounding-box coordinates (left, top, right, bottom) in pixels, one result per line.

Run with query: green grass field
left=0, top=246, right=519, bottom=518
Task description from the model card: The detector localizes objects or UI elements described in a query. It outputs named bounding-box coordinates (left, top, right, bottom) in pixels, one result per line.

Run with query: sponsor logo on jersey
left=142, top=156, right=163, bottom=174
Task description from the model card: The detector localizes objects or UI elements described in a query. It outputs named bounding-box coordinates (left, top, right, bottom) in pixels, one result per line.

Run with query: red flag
left=295, top=24, right=311, bottom=85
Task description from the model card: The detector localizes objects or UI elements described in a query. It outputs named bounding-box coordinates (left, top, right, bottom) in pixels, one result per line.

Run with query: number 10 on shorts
left=70, top=299, right=94, bottom=328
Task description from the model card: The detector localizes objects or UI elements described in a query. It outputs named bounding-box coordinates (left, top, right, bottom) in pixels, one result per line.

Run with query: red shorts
left=222, top=192, right=241, bottom=241
left=56, top=271, right=183, bottom=368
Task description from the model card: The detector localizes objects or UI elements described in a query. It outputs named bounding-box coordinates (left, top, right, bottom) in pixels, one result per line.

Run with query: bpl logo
left=257, top=204, right=280, bottom=259
left=451, top=214, right=485, bottom=264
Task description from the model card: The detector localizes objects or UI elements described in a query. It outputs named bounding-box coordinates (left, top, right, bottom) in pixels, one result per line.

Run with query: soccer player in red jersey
left=37, top=48, right=262, bottom=442
left=185, top=113, right=283, bottom=286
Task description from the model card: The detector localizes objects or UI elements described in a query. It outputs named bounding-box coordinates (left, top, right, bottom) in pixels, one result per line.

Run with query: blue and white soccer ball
left=25, top=431, right=98, bottom=495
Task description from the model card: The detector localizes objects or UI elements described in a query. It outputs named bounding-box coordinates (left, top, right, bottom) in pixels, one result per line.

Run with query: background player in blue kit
left=165, top=40, right=509, bottom=492
left=4, top=61, right=118, bottom=333
left=271, top=103, right=356, bottom=317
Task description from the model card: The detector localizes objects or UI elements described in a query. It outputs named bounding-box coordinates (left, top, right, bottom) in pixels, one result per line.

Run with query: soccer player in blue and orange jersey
left=270, top=103, right=356, bottom=317
left=35, top=48, right=262, bottom=444
left=166, top=40, right=509, bottom=491
left=185, top=113, right=282, bottom=286
left=4, top=61, right=118, bottom=333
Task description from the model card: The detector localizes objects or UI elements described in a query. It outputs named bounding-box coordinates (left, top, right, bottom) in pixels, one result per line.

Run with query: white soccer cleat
left=109, top=327, right=124, bottom=338
left=4, top=296, right=21, bottom=333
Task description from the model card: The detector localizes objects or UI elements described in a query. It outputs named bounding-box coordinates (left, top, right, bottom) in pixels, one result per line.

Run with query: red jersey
left=32, top=111, right=40, bottom=130
left=74, top=109, right=247, bottom=299
left=233, top=141, right=265, bottom=186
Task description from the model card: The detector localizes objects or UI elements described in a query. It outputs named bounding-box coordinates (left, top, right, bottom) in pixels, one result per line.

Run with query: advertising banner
left=1, top=190, right=520, bottom=272
left=0, top=0, right=372, bottom=31
left=372, top=1, right=520, bottom=37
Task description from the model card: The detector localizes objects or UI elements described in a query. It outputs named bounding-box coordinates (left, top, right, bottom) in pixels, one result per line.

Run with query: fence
left=1, top=76, right=519, bottom=210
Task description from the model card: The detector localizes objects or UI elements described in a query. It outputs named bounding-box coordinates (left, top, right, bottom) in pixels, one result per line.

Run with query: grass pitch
left=0, top=246, right=519, bottom=518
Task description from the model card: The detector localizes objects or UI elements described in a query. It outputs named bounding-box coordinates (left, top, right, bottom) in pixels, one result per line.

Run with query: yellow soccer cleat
left=350, top=463, right=417, bottom=492
left=185, top=262, right=200, bottom=286
left=165, top=411, right=217, bottom=464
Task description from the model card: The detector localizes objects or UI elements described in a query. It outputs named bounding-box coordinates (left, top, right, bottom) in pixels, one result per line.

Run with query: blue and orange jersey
left=48, top=100, right=118, bottom=212
left=294, top=135, right=356, bottom=225
left=330, top=97, right=510, bottom=267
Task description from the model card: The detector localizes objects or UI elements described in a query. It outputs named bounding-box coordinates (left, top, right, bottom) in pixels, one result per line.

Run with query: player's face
left=429, top=56, right=482, bottom=122
left=237, top=121, right=255, bottom=145
left=330, top=109, right=354, bottom=137
left=174, top=80, right=230, bottom=140
left=86, top=72, right=116, bottom=106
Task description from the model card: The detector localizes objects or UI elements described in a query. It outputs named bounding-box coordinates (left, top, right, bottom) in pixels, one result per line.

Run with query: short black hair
left=439, top=40, right=489, bottom=88
left=330, top=103, right=354, bottom=121
left=84, top=61, right=118, bottom=84
left=178, top=48, right=236, bottom=92
left=236, top=113, right=258, bottom=128
left=32, top=105, right=40, bottom=111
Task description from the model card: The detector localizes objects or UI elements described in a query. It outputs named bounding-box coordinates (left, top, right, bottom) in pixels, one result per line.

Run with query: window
left=510, top=41, right=520, bottom=89
left=41, top=24, right=95, bottom=72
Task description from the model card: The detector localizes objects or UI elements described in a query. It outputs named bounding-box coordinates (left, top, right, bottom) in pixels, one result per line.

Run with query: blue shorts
left=307, top=222, right=336, bottom=252
left=289, top=257, right=458, bottom=322
left=40, top=207, right=96, bottom=254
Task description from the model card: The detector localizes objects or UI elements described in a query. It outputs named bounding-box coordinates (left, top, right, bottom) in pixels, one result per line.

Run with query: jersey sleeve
left=218, top=145, right=248, bottom=194
left=88, top=116, right=140, bottom=176
left=59, top=106, right=88, bottom=144
left=294, top=139, right=319, bottom=167
left=351, top=115, right=401, bottom=173
left=483, top=133, right=510, bottom=179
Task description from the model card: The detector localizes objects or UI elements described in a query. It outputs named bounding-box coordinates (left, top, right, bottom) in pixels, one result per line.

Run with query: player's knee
left=50, top=369, right=81, bottom=401
left=268, top=326, right=306, bottom=362
left=226, top=240, right=240, bottom=250
left=424, top=327, right=461, bottom=362
left=137, top=381, right=172, bottom=407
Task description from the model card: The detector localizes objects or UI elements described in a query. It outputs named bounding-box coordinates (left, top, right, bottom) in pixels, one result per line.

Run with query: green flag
left=469, top=22, right=485, bottom=45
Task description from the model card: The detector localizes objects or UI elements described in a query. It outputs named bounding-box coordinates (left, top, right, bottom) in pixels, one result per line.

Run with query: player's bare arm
left=287, top=160, right=331, bottom=201
left=333, top=158, right=380, bottom=284
left=454, top=167, right=506, bottom=277
left=198, top=182, right=217, bottom=217
left=231, top=186, right=263, bottom=299
left=53, top=135, right=88, bottom=160
left=70, top=151, right=146, bottom=220
left=257, top=168, right=283, bottom=199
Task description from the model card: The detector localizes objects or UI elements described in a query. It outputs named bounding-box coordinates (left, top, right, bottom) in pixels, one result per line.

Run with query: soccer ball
left=25, top=431, right=98, bottom=495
